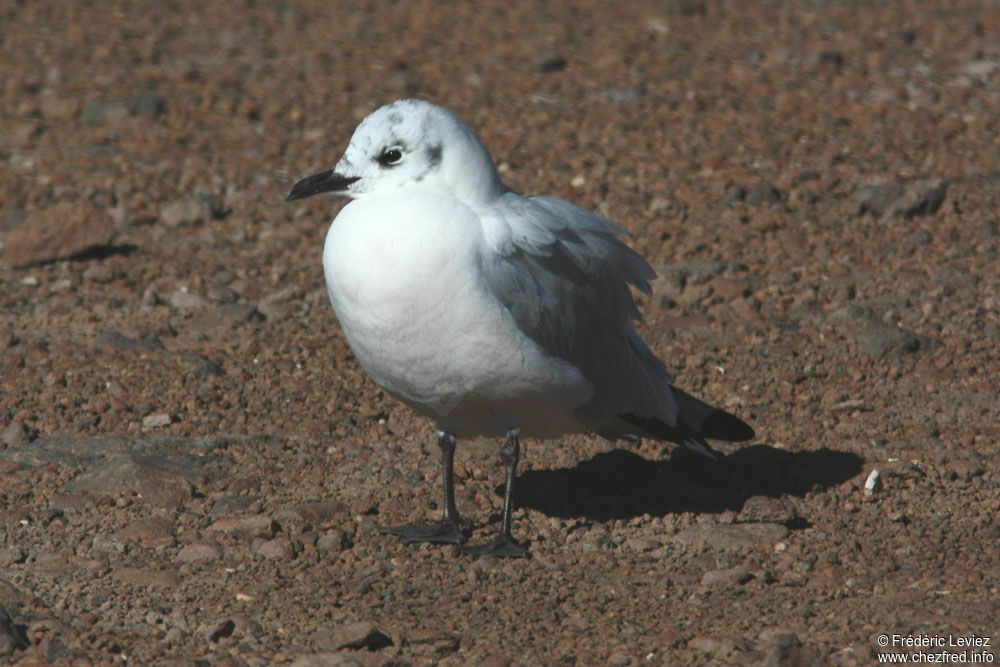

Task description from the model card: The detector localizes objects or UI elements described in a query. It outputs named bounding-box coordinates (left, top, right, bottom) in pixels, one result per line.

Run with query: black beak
left=285, top=169, right=360, bottom=201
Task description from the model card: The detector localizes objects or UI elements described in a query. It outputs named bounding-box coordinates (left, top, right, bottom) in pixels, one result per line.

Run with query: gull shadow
left=515, top=445, right=864, bottom=520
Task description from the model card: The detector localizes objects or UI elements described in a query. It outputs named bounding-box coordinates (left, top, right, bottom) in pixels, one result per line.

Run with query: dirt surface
left=1, top=0, right=999, bottom=664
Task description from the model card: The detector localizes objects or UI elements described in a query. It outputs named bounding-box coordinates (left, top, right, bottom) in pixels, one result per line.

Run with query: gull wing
left=477, top=191, right=679, bottom=433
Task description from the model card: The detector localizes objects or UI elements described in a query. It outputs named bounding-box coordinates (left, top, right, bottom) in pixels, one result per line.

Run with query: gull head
left=286, top=99, right=506, bottom=206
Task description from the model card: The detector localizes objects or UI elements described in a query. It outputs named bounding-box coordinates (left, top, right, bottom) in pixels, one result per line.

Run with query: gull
left=286, top=99, right=755, bottom=558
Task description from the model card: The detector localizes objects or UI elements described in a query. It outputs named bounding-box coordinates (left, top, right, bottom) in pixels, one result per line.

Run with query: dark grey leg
left=379, top=430, right=469, bottom=544
left=460, top=428, right=529, bottom=558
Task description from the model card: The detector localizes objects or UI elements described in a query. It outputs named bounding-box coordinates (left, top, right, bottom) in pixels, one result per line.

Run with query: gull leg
left=460, top=428, right=529, bottom=558
left=380, top=430, right=469, bottom=544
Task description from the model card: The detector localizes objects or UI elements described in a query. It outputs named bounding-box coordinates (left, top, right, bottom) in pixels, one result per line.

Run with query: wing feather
left=478, top=191, right=678, bottom=432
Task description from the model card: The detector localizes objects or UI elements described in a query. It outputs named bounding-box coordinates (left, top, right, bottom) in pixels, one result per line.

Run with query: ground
left=1, top=0, right=998, bottom=664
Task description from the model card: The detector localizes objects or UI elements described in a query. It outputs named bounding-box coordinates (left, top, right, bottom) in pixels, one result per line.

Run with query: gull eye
left=377, top=147, right=403, bottom=167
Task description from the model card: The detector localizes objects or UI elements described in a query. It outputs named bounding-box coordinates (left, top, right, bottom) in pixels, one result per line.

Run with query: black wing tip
left=617, top=409, right=755, bottom=445
left=702, top=410, right=756, bottom=442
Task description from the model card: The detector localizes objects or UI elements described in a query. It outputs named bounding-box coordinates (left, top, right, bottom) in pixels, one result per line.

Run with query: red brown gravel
left=1, top=0, right=998, bottom=664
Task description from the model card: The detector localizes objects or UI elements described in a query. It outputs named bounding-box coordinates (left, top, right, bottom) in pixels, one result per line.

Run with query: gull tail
left=618, top=386, right=755, bottom=461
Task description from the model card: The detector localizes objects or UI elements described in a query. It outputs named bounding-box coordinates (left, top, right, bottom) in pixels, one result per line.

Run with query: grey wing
left=478, top=191, right=679, bottom=433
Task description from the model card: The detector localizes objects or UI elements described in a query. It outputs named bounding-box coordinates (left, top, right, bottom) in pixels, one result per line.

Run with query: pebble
left=0, top=605, right=29, bottom=655
left=82, top=98, right=130, bottom=126
left=2, top=201, right=116, bottom=267
left=274, top=500, right=347, bottom=528
left=864, top=469, right=881, bottom=495
left=533, top=48, right=566, bottom=72
left=112, top=567, right=181, bottom=588
left=177, top=542, right=221, bottom=563
left=142, top=413, right=173, bottom=428
left=313, top=621, right=392, bottom=651
left=671, top=523, right=789, bottom=551
left=255, top=536, right=293, bottom=560
left=856, top=320, right=920, bottom=359
left=66, top=452, right=213, bottom=508
left=209, top=515, right=277, bottom=540
left=700, top=567, right=753, bottom=586
left=194, top=360, right=226, bottom=378
left=0, top=422, right=31, bottom=447
left=737, top=496, right=798, bottom=524
left=159, top=195, right=222, bottom=227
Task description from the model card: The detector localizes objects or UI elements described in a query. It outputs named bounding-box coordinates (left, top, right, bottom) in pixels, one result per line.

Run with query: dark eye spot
left=377, top=147, right=403, bottom=168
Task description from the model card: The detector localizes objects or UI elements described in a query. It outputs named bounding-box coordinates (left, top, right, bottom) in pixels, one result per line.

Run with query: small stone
left=0, top=422, right=31, bottom=447
left=177, top=542, right=220, bottom=563
left=671, top=523, right=789, bottom=551
left=66, top=452, right=214, bottom=508
left=0, top=547, right=27, bottom=567
left=118, top=517, right=176, bottom=548
left=194, top=360, right=225, bottom=378
left=737, top=496, right=798, bottom=524
left=169, top=288, right=211, bottom=310
left=533, top=48, right=566, bottom=72
left=274, top=500, right=347, bottom=528
left=744, top=182, right=781, bottom=206
left=317, top=529, right=349, bottom=553
left=856, top=320, right=920, bottom=359
left=406, top=628, right=460, bottom=654
left=314, top=621, right=392, bottom=651
left=83, top=99, right=130, bottom=126
left=255, top=536, right=292, bottom=560
left=209, top=515, right=276, bottom=540
left=886, top=179, right=947, bottom=219
left=854, top=183, right=904, bottom=217
left=701, top=567, right=754, bottom=586
left=210, top=495, right=261, bottom=514
left=159, top=195, right=224, bottom=226
left=2, top=201, right=116, bottom=267
left=864, top=469, right=881, bottom=495
left=95, top=330, right=163, bottom=351
left=143, top=413, right=172, bottom=428
left=0, top=605, right=29, bottom=655
left=206, top=619, right=235, bottom=642
left=112, top=567, right=182, bottom=587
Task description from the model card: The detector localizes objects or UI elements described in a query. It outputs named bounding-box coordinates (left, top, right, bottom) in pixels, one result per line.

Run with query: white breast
left=322, top=193, right=593, bottom=438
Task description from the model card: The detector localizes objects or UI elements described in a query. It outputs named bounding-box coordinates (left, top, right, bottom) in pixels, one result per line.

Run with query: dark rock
left=534, top=48, right=567, bottom=72
left=816, top=49, right=843, bottom=69
left=0, top=605, right=28, bottom=655
left=194, top=360, right=225, bottom=378
left=207, top=618, right=235, bottom=642
left=737, top=496, right=798, bottom=524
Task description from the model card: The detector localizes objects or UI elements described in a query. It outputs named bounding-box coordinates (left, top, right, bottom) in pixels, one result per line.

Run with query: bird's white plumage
left=316, top=99, right=684, bottom=441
